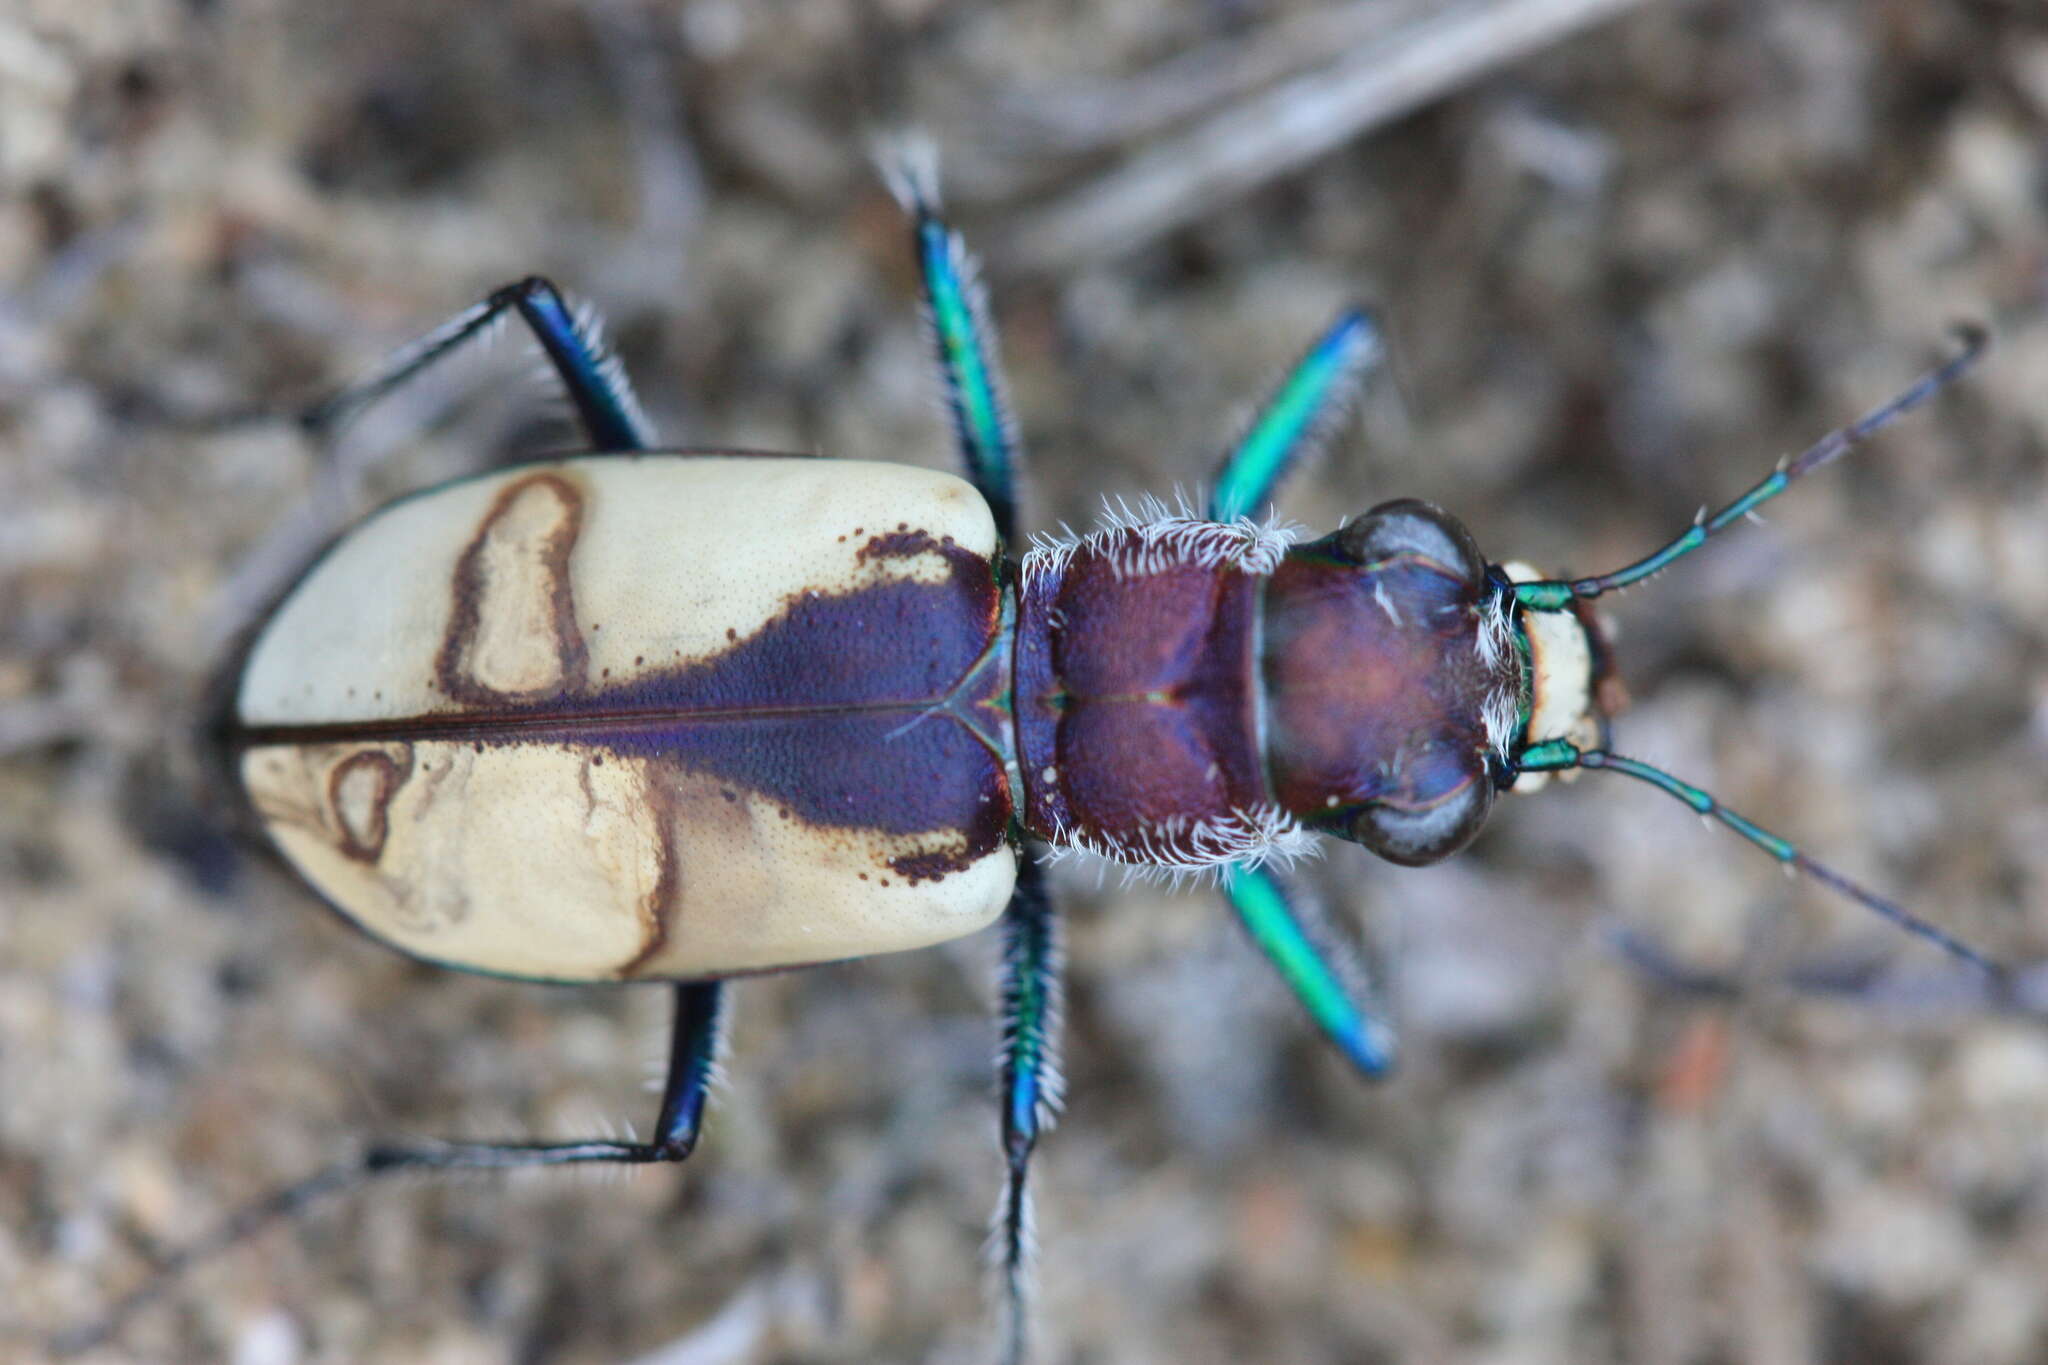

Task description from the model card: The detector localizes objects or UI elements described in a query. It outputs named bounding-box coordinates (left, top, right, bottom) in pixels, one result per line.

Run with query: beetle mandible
left=76, top=152, right=2003, bottom=1361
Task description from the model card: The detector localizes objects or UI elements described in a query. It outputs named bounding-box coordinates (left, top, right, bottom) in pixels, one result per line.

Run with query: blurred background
left=4, top=1, right=2047, bottom=1362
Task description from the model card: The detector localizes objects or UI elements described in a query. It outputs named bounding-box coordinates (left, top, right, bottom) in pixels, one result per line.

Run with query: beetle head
left=1266, top=500, right=1506, bottom=866
left=1264, top=500, right=1627, bottom=868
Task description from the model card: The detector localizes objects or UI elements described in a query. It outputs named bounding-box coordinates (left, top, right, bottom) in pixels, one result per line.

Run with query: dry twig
left=1001, top=0, right=1656, bottom=269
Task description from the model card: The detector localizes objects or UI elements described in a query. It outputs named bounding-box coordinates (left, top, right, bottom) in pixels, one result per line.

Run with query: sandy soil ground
left=4, top=2, right=2047, bottom=1362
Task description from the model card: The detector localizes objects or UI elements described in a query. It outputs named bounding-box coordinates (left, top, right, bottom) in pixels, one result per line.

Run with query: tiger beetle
left=69, top=153, right=2001, bottom=1361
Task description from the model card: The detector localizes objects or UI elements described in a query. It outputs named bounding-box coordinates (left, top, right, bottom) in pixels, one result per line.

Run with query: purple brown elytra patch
left=235, top=526, right=1014, bottom=882
left=888, top=844, right=979, bottom=886
left=545, top=531, right=1013, bottom=875
left=856, top=528, right=954, bottom=564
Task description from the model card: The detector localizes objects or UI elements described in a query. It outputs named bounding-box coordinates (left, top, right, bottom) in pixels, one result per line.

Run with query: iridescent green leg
left=1208, top=311, right=1395, bottom=1077
left=1208, top=307, right=1381, bottom=522
left=881, top=146, right=1024, bottom=541
left=1224, top=865, right=1397, bottom=1077
left=993, top=855, right=1062, bottom=1365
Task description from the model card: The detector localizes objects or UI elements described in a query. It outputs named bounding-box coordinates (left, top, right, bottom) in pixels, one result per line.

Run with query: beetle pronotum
left=66, top=154, right=2008, bottom=1361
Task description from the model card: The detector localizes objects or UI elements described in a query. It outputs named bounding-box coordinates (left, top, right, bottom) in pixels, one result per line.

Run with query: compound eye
left=1330, top=499, right=1486, bottom=588
left=1349, top=767, right=1494, bottom=867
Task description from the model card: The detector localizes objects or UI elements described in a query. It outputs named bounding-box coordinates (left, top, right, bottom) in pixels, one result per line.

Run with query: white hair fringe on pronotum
left=1042, top=804, right=1321, bottom=889
left=1021, top=491, right=1302, bottom=592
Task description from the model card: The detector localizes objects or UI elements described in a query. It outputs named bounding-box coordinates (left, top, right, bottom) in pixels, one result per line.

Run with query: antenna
left=1515, top=325, right=1988, bottom=612
left=1515, top=739, right=2007, bottom=987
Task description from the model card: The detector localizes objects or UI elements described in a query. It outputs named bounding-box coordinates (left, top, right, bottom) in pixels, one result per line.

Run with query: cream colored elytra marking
left=246, top=741, right=667, bottom=973
left=243, top=740, right=1014, bottom=980
left=240, top=455, right=1000, bottom=726
left=237, top=455, right=1016, bottom=980
left=443, top=474, right=585, bottom=700
left=329, top=747, right=409, bottom=861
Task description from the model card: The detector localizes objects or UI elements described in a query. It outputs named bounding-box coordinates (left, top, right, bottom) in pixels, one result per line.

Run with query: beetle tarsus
left=1604, top=923, right=2048, bottom=1017
left=995, top=1158, right=1035, bottom=1365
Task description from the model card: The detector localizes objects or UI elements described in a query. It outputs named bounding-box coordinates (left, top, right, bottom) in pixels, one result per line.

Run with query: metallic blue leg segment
left=342, top=979, right=726, bottom=1169
left=651, top=980, right=727, bottom=1156
left=994, top=854, right=1063, bottom=1365
left=882, top=151, right=1025, bottom=542
left=1223, top=864, right=1397, bottom=1079
left=1208, top=307, right=1381, bottom=523
left=302, top=276, right=655, bottom=454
